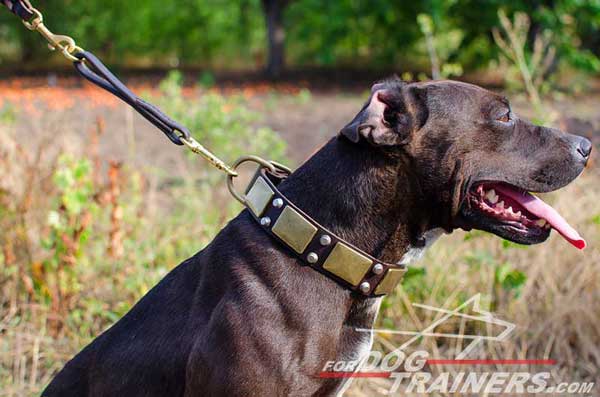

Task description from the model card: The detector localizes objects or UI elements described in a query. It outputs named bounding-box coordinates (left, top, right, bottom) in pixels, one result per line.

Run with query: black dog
left=44, top=79, right=591, bottom=396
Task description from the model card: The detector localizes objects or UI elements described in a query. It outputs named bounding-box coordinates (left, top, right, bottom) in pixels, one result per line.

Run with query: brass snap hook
left=21, top=6, right=83, bottom=62
left=178, top=134, right=239, bottom=177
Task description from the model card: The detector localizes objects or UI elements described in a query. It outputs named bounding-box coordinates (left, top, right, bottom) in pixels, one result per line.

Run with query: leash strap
left=1, top=0, right=34, bottom=21
left=2, top=1, right=189, bottom=145
left=74, top=52, right=191, bottom=146
left=2, top=1, right=239, bottom=176
left=243, top=166, right=407, bottom=297
left=73, top=52, right=237, bottom=174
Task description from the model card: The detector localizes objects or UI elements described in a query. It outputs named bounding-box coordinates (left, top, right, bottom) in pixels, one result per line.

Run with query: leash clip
left=22, top=6, right=84, bottom=62
left=180, top=135, right=239, bottom=177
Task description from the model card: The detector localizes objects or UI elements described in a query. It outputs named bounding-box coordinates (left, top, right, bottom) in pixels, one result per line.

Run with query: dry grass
left=0, top=87, right=286, bottom=395
left=0, top=86, right=598, bottom=396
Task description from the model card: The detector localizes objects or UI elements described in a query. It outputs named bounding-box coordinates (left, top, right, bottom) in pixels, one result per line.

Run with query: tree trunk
left=261, top=0, right=287, bottom=78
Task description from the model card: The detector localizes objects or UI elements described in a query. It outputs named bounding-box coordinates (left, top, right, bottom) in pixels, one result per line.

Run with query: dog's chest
left=399, top=228, right=445, bottom=265
left=333, top=298, right=382, bottom=395
left=334, top=229, right=444, bottom=390
left=340, top=298, right=382, bottom=361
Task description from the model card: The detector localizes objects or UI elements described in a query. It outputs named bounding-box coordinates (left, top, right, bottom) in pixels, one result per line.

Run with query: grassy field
left=0, top=75, right=598, bottom=396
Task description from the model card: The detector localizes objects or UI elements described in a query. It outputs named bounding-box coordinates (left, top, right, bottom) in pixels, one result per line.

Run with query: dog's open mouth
left=460, top=182, right=586, bottom=249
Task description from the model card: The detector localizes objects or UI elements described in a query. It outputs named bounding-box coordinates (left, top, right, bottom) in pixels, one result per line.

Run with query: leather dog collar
left=242, top=166, right=407, bottom=297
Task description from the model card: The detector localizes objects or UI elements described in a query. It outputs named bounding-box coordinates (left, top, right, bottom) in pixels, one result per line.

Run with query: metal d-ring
left=269, top=160, right=292, bottom=174
left=227, top=156, right=278, bottom=205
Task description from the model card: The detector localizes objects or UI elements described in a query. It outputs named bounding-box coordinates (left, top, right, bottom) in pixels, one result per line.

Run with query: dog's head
left=341, top=78, right=591, bottom=249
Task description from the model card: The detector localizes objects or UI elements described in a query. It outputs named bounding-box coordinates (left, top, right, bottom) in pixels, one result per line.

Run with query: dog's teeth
left=507, top=206, right=513, bottom=214
left=485, top=189, right=499, bottom=204
left=497, top=201, right=504, bottom=209
left=535, top=219, right=547, bottom=227
left=515, top=211, right=522, bottom=217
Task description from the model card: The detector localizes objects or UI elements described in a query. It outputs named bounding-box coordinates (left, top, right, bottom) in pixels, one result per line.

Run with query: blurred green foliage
left=155, top=71, right=287, bottom=166
left=0, top=0, right=599, bottom=74
left=0, top=0, right=266, bottom=68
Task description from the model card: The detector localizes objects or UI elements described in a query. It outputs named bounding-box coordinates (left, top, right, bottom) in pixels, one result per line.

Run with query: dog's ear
left=340, top=85, right=428, bottom=146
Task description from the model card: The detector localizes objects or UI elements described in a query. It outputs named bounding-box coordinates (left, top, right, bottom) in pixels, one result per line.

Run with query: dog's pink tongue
left=494, top=185, right=586, bottom=250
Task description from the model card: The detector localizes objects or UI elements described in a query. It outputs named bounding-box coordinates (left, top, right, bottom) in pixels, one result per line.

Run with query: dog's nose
left=576, top=137, right=592, bottom=160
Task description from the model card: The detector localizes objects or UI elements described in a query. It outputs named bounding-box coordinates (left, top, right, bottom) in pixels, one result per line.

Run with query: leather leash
left=1, top=0, right=33, bottom=20
left=2, top=0, right=237, bottom=176
left=2, top=1, right=407, bottom=296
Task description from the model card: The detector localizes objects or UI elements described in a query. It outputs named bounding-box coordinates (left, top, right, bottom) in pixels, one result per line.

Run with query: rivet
left=307, top=252, right=319, bottom=264
left=260, top=217, right=271, bottom=227
left=272, top=198, right=284, bottom=208
left=319, top=234, right=332, bottom=246
left=359, top=282, right=371, bottom=294
left=372, top=263, right=384, bottom=275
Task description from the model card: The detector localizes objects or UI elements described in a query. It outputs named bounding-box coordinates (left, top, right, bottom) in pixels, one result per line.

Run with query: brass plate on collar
left=322, top=243, right=372, bottom=286
left=246, top=177, right=274, bottom=216
left=374, top=268, right=406, bottom=295
left=272, top=206, right=317, bottom=253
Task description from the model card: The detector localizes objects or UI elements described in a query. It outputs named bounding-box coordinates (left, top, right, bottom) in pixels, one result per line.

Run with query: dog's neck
left=279, top=137, right=437, bottom=264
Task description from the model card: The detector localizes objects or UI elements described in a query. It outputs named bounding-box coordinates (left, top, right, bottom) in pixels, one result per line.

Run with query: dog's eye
left=497, top=111, right=511, bottom=123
